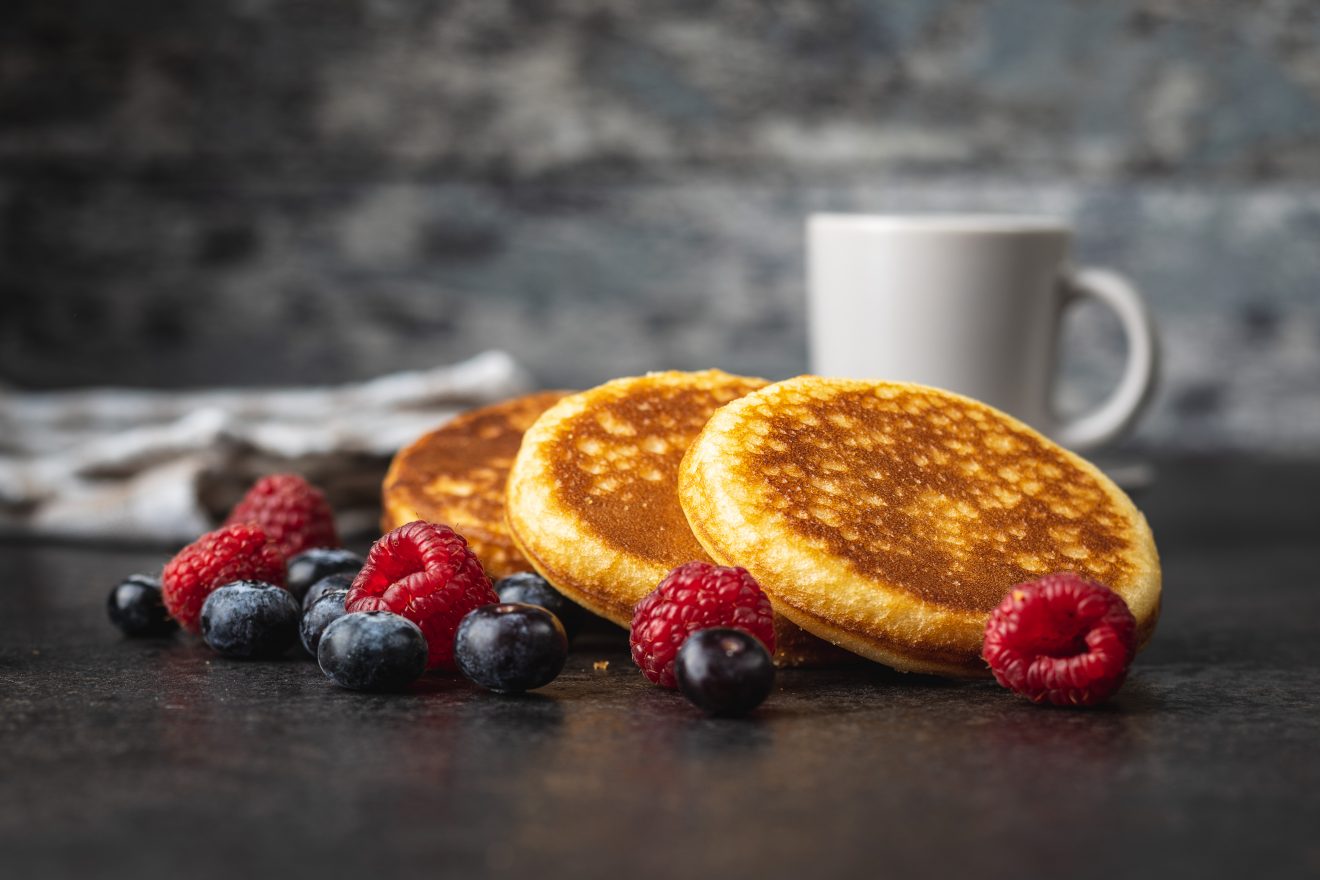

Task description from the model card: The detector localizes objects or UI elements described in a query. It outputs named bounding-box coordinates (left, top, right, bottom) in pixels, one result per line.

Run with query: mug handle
left=1051, top=267, right=1160, bottom=451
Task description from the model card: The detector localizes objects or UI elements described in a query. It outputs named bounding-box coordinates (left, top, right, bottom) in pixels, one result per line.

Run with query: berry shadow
left=1106, top=676, right=1163, bottom=713
left=675, top=713, right=775, bottom=757
left=453, top=689, right=568, bottom=749
left=569, top=628, right=629, bottom=654
left=405, top=672, right=473, bottom=695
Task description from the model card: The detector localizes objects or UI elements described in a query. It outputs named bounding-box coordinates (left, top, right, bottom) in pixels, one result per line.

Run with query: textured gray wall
left=2, top=1, right=1318, bottom=453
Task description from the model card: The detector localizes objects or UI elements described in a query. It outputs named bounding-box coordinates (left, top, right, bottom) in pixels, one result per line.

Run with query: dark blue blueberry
left=200, top=580, right=301, bottom=659
left=107, top=574, right=177, bottom=637
left=302, top=571, right=357, bottom=612
left=286, top=548, right=364, bottom=601
left=454, top=603, right=567, bottom=694
left=299, top=589, right=349, bottom=657
left=318, top=612, right=428, bottom=692
left=494, top=571, right=585, bottom=640
left=674, top=628, right=774, bottom=717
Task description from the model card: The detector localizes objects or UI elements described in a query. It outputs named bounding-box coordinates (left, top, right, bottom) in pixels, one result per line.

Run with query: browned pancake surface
left=545, top=378, right=764, bottom=566
left=749, top=386, right=1134, bottom=612
left=679, top=376, right=1161, bottom=676
left=382, top=391, right=568, bottom=576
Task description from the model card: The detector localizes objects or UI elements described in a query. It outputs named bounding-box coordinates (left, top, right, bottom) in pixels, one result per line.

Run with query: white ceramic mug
left=806, top=214, right=1159, bottom=451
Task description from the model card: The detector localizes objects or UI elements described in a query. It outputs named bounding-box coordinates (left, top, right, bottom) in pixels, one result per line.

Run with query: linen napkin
left=0, top=350, right=531, bottom=545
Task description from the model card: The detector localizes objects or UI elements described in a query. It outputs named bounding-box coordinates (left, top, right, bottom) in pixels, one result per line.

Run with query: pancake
left=678, top=376, right=1161, bottom=678
left=382, top=391, right=568, bottom=578
left=505, top=370, right=847, bottom=667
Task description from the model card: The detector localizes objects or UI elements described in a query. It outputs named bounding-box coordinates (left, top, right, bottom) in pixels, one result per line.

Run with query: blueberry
left=107, top=574, right=177, bottom=637
left=200, top=580, right=301, bottom=659
left=299, top=589, right=349, bottom=657
left=454, top=603, right=567, bottom=694
left=494, top=571, right=584, bottom=640
left=286, top=548, right=364, bottom=601
left=318, top=612, right=428, bottom=692
left=302, top=571, right=357, bottom=612
left=674, top=628, right=774, bottom=717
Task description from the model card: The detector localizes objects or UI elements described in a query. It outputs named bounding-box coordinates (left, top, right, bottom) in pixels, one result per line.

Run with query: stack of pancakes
left=382, top=370, right=1161, bottom=676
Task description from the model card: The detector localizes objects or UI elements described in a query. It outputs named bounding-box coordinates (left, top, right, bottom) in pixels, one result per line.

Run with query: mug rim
left=809, top=213, right=1070, bottom=235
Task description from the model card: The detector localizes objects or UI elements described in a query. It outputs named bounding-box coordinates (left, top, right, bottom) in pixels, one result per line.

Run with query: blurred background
left=2, top=0, right=1318, bottom=455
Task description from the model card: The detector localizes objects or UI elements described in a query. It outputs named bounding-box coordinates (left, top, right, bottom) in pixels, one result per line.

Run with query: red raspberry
left=630, top=561, right=776, bottom=689
left=223, top=474, right=339, bottom=559
left=346, top=521, right=497, bottom=671
left=982, top=572, right=1137, bottom=706
left=161, top=523, right=287, bottom=634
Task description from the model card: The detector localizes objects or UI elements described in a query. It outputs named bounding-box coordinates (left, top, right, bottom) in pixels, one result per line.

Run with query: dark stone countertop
left=2, top=457, right=1318, bottom=879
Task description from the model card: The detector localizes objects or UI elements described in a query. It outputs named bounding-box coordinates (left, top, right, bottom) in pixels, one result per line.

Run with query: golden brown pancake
left=382, top=391, right=568, bottom=578
left=678, top=376, right=1161, bottom=677
left=505, top=370, right=848, bottom=667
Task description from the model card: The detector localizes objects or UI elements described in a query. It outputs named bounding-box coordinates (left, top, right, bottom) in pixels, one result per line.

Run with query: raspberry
left=345, top=521, right=498, bottom=671
left=630, top=561, right=776, bottom=688
left=982, top=572, right=1137, bottom=706
left=161, top=523, right=287, bottom=634
left=224, top=474, right=339, bottom=559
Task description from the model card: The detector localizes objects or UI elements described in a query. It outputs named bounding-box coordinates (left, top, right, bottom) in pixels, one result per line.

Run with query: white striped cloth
left=0, top=350, right=530, bottom=544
